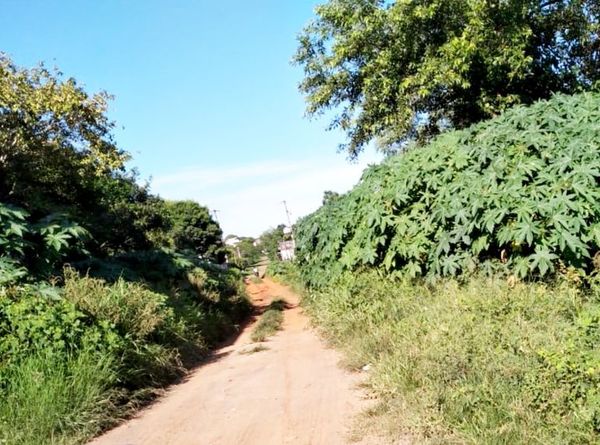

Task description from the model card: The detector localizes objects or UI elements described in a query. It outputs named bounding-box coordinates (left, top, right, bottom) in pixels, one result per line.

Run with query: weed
left=295, top=92, right=600, bottom=283
left=0, top=348, right=117, bottom=445
left=300, top=271, right=600, bottom=444
left=250, top=299, right=285, bottom=342
left=239, top=344, right=270, bottom=355
left=0, top=261, right=251, bottom=445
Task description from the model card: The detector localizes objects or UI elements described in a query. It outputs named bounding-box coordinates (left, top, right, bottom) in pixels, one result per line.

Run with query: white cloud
left=150, top=152, right=382, bottom=237
left=152, top=159, right=312, bottom=191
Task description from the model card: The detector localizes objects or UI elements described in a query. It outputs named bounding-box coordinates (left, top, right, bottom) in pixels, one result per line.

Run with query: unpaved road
left=90, top=278, right=377, bottom=445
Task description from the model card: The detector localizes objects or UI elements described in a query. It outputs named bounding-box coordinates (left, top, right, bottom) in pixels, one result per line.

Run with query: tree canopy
left=0, top=55, right=126, bottom=213
left=294, top=0, right=600, bottom=158
left=0, top=55, right=225, bottom=265
left=259, top=225, right=286, bottom=262
left=163, top=200, right=224, bottom=260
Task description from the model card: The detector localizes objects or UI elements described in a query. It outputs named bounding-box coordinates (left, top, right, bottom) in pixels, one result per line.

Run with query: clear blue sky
left=0, top=1, right=380, bottom=236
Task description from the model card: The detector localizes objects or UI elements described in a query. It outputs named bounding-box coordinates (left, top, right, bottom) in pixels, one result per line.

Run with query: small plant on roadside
left=250, top=299, right=285, bottom=342
left=239, top=344, right=270, bottom=355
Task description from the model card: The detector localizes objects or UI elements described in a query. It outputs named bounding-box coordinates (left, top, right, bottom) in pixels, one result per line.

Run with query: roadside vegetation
left=250, top=299, right=285, bottom=343
left=302, top=274, right=600, bottom=444
left=283, top=91, right=600, bottom=443
left=296, top=92, right=600, bottom=283
left=224, top=225, right=286, bottom=273
left=293, top=14, right=600, bottom=440
left=0, top=56, right=250, bottom=445
left=3, top=0, right=600, bottom=443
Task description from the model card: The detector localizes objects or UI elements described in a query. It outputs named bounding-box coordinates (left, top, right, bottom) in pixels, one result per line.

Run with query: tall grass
left=0, top=348, right=117, bottom=445
left=0, top=263, right=251, bottom=445
left=301, top=271, right=600, bottom=444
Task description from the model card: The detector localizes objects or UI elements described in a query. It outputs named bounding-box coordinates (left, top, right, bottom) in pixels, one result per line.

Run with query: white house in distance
left=278, top=226, right=295, bottom=261
left=279, top=240, right=295, bottom=261
left=224, top=236, right=242, bottom=261
left=224, top=236, right=240, bottom=247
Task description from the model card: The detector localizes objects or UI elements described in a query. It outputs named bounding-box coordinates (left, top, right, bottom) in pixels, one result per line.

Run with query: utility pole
left=281, top=200, right=292, bottom=227
left=212, top=209, right=220, bottom=222
left=281, top=200, right=295, bottom=245
left=279, top=200, right=296, bottom=260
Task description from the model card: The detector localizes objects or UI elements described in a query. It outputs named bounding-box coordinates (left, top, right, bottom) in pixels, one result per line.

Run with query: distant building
left=224, top=236, right=240, bottom=247
left=278, top=239, right=295, bottom=261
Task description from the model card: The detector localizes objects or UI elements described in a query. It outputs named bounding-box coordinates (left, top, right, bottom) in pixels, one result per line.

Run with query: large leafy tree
left=0, top=55, right=127, bottom=213
left=259, top=225, right=286, bottom=261
left=0, top=55, right=164, bottom=254
left=163, top=201, right=225, bottom=261
left=0, top=55, right=227, bottom=261
left=295, top=0, right=600, bottom=157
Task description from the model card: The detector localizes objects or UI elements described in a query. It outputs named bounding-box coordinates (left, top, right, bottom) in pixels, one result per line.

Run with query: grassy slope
left=0, top=263, right=251, bottom=445
left=299, top=271, right=600, bottom=444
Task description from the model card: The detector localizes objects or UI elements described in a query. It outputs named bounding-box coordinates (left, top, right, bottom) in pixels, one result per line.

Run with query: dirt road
left=90, top=278, right=375, bottom=445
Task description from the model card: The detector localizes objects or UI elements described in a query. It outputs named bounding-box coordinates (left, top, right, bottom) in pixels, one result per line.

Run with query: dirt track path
left=90, top=278, right=374, bottom=445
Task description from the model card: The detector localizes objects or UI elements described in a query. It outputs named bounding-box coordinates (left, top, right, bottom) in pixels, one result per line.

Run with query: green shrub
left=0, top=285, right=120, bottom=444
left=62, top=268, right=243, bottom=388
left=301, top=271, right=600, bottom=443
left=0, top=266, right=250, bottom=444
left=0, top=203, right=89, bottom=283
left=296, top=92, right=600, bottom=284
left=62, top=270, right=189, bottom=388
left=64, top=269, right=173, bottom=341
left=73, top=251, right=251, bottom=349
left=0, top=291, right=119, bottom=364
left=267, top=261, right=299, bottom=281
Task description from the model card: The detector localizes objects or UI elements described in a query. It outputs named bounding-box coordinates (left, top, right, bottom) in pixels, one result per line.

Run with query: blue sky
left=1, top=0, right=380, bottom=236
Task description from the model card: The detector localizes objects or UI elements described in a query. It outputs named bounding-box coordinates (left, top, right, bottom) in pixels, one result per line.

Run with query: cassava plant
left=296, top=92, right=600, bottom=285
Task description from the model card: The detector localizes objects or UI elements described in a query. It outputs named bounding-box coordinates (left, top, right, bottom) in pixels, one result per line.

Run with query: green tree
left=322, top=190, right=341, bottom=206
left=0, top=55, right=227, bottom=262
left=295, top=0, right=600, bottom=158
left=259, top=225, right=286, bottom=261
left=163, top=201, right=225, bottom=261
left=0, top=55, right=151, bottom=255
left=226, top=237, right=261, bottom=269
left=0, top=55, right=127, bottom=214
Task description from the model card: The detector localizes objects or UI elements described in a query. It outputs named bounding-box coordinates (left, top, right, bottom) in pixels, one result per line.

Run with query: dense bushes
left=0, top=204, right=89, bottom=283
left=299, top=271, right=600, bottom=443
left=0, top=260, right=250, bottom=445
left=296, top=92, right=600, bottom=284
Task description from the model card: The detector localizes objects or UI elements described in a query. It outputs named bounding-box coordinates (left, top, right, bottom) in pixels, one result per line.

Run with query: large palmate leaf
left=295, top=92, right=600, bottom=285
